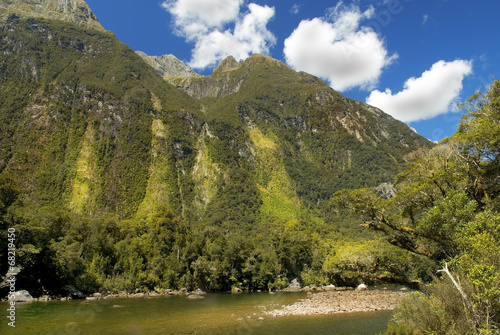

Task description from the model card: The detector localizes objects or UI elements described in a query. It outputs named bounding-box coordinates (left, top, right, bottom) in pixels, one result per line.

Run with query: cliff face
left=135, top=51, right=201, bottom=78
left=0, top=0, right=104, bottom=31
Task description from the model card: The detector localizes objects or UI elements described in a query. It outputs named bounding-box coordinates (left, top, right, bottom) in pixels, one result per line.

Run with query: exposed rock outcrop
left=0, top=0, right=104, bottom=31
left=375, top=183, right=397, bottom=199
left=135, top=51, right=201, bottom=77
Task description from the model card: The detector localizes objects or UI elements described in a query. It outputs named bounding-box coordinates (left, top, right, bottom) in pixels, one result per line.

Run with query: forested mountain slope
left=0, top=0, right=434, bottom=296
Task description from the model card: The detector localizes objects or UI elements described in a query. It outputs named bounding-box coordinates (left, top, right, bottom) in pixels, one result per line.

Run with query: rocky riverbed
left=267, top=289, right=409, bottom=316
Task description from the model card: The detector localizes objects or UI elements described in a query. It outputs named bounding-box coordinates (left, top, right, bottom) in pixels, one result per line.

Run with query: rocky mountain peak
left=135, top=51, right=201, bottom=77
left=0, top=0, right=104, bottom=31
left=212, top=55, right=242, bottom=74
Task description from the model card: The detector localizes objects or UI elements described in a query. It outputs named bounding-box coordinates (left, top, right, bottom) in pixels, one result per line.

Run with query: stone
left=39, top=295, right=51, bottom=302
left=285, top=278, right=302, bottom=292
left=148, top=292, right=160, bottom=297
left=356, top=284, right=368, bottom=291
left=193, top=289, right=206, bottom=295
left=66, top=287, right=85, bottom=299
left=231, top=287, right=243, bottom=293
left=8, top=290, right=34, bottom=303
left=324, top=285, right=336, bottom=291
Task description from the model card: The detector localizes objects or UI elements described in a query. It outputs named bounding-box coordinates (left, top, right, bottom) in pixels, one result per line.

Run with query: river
left=1, top=291, right=393, bottom=334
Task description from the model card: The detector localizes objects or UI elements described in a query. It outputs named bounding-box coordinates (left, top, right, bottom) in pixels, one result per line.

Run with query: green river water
left=1, top=291, right=393, bottom=335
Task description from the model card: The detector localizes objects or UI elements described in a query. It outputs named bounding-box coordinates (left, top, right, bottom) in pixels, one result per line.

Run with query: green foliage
left=357, top=81, right=500, bottom=334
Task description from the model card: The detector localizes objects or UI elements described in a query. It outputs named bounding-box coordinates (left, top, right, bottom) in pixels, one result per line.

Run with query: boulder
left=147, top=292, right=160, bottom=297
left=66, top=287, right=85, bottom=299
left=231, top=287, right=243, bottom=294
left=290, top=278, right=301, bottom=288
left=285, top=278, right=302, bottom=292
left=39, top=295, right=51, bottom=302
left=9, top=290, right=34, bottom=303
left=356, top=284, right=368, bottom=291
left=193, top=288, right=206, bottom=295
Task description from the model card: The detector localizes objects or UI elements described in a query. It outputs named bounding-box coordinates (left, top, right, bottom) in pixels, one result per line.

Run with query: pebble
left=267, top=290, right=408, bottom=316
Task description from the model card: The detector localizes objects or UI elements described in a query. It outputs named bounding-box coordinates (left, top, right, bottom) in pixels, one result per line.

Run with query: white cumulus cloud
left=283, top=3, right=397, bottom=92
left=162, top=0, right=243, bottom=36
left=162, top=0, right=276, bottom=69
left=366, top=60, right=473, bottom=123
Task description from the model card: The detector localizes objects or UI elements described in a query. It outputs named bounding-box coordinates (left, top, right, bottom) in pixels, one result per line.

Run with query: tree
left=333, top=80, right=500, bottom=334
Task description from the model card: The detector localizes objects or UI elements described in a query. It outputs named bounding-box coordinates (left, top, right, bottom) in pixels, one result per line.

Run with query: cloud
left=366, top=60, right=473, bottom=123
left=162, top=0, right=276, bottom=69
left=283, top=3, right=397, bottom=91
left=162, top=0, right=243, bottom=36
left=422, top=14, right=429, bottom=25
left=290, top=4, right=301, bottom=15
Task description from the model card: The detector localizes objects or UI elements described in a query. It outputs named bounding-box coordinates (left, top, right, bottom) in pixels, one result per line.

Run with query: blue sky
left=85, top=0, right=499, bottom=142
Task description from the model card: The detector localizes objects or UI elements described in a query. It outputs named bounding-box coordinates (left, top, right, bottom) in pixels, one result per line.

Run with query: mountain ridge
left=0, top=10, right=432, bottom=218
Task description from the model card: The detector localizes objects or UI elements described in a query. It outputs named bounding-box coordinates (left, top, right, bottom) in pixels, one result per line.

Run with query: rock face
left=136, top=51, right=201, bottom=78
left=0, top=0, right=104, bottom=31
left=166, top=54, right=279, bottom=99
left=375, top=182, right=396, bottom=199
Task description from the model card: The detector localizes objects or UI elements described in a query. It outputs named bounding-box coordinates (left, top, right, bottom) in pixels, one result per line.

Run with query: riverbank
left=2, top=287, right=207, bottom=303
left=268, top=289, right=409, bottom=316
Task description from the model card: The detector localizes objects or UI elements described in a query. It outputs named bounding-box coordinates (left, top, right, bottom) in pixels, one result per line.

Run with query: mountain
left=0, top=0, right=434, bottom=295
left=0, top=8, right=431, bottom=220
